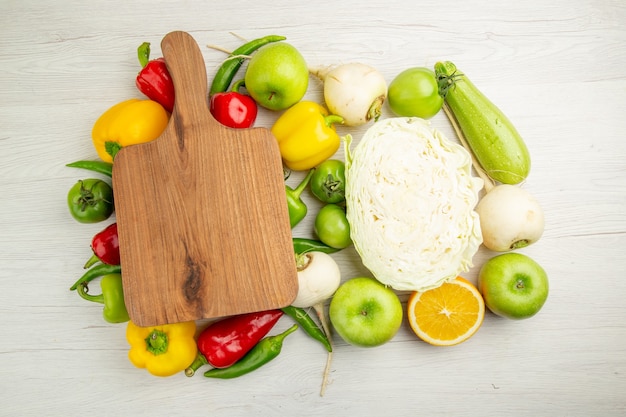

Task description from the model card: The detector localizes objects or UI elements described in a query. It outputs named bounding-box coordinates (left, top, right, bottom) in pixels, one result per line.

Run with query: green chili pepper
left=209, top=35, right=287, bottom=96
left=70, top=263, right=121, bottom=290
left=76, top=273, right=130, bottom=323
left=292, top=237, right=340, bottom=255
left=66, top=160, right=113, bottom=177
left=281, top=306, right=332, bottom=352
left=286, top=169, right=314, bottom=228
left=203, top=324, right=298, bottom=379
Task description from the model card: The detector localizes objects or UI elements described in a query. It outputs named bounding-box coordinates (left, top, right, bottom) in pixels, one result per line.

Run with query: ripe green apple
left=478, top=253, right=549, bottom=320
left=244, top=42, right=309, bottom=111
left=329, top=277, right=403, bottom=347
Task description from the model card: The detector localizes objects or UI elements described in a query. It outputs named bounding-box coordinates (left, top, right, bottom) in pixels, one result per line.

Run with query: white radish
left=292, top=251, right=341, bottom=396
left=310, top=63, right=387, bottom=126
left=475, top=184, right=544, bottom=252
left=292, top=251, right=341, bottom=308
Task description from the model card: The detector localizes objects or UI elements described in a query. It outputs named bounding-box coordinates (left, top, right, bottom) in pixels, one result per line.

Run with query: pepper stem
left=145, top=329, right=169, bottom=356
left=76, top=283, right=104, bottom=304
left=230, top=79, right=247, bottom=93
left=105, top=141, right=122, bottom=161
left=275, top=324, right=299, bottom=342
left=323, top=114, right=344, bottom=128
left=83, top=253, right=101, bottom=269
left=291, top=168, right=315, bottom=199
left=137, top=42, right=151, bottom=68
left=185, top=353, right=209, bottom=377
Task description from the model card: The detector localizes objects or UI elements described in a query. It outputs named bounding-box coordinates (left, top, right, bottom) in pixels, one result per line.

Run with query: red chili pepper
left=135, top=42, right=175, bottom=113
left=185, top=309, right=283, bottom=376
left=84, top=223, right=120, bottom=269
left=210, top=79, right=258, bottom=129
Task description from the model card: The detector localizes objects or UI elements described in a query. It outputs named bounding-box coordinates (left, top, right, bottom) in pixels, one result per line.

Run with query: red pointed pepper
left=84, top=223, right=120, bottom=269
left=135, top=42, right=175, bottom=113
left=185, top=309, right=283, bottom=376
left=210, top=79, right=258, bottom=129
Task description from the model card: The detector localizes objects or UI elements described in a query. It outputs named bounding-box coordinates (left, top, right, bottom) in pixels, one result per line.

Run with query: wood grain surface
left=1, top=0, right=625, bottom=416
left=113, top=31, right=297, bottom=326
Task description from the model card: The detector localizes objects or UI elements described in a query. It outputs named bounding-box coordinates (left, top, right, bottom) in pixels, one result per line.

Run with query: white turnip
left=292, top=251, right=341, bottom=308
left=310, top=63, right=387, bottom=126
left=292, top=251, right=341, bottom=396
left=475, top=184, right=544, bottom=252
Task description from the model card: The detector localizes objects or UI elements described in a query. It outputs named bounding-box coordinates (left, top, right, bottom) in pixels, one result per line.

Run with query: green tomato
left=314, top=204, right=351, bottom=249
left=310, top=159, right=346, bottom=204
left=67, top=178, right=114, bottom=223
left=387, top=67, right=444, bottom=119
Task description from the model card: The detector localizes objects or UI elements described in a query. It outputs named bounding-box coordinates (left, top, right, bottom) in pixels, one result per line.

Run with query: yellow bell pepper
left=91, top=98, right=169, bottom=163
left=271, top=101, right=343, bottom=171
left=126, top=319, right=197, bottom=377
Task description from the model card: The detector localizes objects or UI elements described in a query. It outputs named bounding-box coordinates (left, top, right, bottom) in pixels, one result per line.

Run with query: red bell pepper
left=135, top=42, right=175, bottom=113
left=185, top=309, right=283, bottom=376
left=210, top=79, right=258, bottom=129
left=84, top=223, right=120, bottom=269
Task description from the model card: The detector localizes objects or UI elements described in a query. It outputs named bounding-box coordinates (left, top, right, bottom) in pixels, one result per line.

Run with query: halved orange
left=407, top=276, right=485, bottom=346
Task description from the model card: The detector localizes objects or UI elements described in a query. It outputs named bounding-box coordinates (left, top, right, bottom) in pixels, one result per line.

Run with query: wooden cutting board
left=112, top=31, right=298, bottom=327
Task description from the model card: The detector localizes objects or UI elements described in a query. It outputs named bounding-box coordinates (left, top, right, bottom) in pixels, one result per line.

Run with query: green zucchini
left=435, top=61, right=530, bottom=184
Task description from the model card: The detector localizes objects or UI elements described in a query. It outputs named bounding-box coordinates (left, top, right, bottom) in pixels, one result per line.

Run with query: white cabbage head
left=345, top=117, right=483, bottom=291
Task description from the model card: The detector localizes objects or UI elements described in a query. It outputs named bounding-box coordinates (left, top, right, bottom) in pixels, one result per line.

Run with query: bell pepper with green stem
left=126, top=320, right=197, bottom=377
left=91, top=99, right=169, bottom=163
left=286, top=169, right=315, bottom=228
left=210, top=79, right=258, bottom=129
left=76, top=273, right=129, bottom=323
left=271, top=101, right=343, bottom=171
left=84, top=222, right=120, bottom=268
left=136, top=42, right=175, bottom=113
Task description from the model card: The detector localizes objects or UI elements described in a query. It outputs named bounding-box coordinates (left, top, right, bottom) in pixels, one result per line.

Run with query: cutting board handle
left=161, top=31, right=216, bottom=127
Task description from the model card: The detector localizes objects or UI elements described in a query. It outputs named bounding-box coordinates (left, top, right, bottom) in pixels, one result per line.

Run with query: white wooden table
left=1, top=1, right=625, bottom=415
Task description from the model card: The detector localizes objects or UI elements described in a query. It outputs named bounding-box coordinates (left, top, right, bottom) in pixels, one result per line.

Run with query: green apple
left=244, top=42, right=309, bottom=111
left=329, top=277, right=403, bottom=347
left=478, top=253, right=549, bottom=320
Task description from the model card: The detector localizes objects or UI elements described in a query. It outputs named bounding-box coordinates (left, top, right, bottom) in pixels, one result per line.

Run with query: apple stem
left=314, top=302, right=333, bottom=397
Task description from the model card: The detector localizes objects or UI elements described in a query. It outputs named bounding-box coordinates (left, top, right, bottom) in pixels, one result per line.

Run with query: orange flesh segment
left=408, top=277, right=485, bottom=346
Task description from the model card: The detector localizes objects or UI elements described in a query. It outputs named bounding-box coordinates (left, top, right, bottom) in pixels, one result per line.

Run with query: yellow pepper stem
left=145, top=329, right=168, bottom=356
left=324, top=114, right=344, bottom=128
